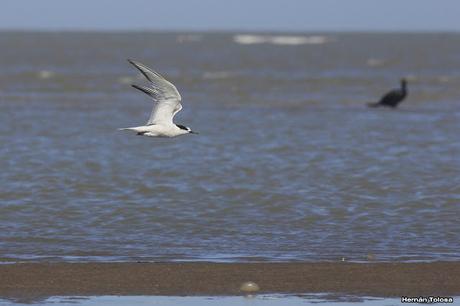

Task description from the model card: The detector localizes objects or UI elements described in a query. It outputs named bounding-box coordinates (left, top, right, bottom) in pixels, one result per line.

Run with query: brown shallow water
left=0, top=32, right=459, bottom=262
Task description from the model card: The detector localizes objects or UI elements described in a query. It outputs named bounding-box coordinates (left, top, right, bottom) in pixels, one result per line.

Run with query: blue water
left=1, top=32, right=460, bottom=263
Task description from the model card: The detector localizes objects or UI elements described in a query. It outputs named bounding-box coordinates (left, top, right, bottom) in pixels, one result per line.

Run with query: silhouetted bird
left=368, top=79, right=408, bottom=108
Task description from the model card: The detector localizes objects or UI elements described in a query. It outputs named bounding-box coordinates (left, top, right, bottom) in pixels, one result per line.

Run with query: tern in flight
left=119, top=59, right=197, bottom=137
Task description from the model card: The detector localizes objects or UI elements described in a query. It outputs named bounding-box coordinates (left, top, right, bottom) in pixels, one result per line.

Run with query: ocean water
left=0, top=32, right=459, bottom=263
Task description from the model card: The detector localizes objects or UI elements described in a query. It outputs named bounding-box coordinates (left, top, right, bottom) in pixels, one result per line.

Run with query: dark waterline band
left=1, top=262, right=460, bottom=301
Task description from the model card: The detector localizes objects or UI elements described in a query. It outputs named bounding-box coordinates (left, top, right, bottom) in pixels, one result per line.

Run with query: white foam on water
left=233, top=35, right=330, bottom=46
left=233, top=34, right=268, bottom=44
left=270, top=35, right=329, bottom=45
left=37, top=70, right=55, bottom=79
left=366, top=58, right=385, bottom=67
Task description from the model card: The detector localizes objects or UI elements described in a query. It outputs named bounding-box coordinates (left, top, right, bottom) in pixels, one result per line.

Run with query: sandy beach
left=1, top=262, right=459, bottom=301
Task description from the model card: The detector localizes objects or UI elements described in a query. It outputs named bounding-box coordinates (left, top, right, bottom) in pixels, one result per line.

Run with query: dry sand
left=1, top=262, right=459, bottom=301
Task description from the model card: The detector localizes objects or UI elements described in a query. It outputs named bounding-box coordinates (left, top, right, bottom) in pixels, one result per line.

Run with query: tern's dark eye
left=176, top=124, right=188, bottom=131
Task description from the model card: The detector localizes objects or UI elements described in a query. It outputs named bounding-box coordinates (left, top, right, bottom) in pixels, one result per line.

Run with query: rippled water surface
left=0, top=32, right=459, bottom=262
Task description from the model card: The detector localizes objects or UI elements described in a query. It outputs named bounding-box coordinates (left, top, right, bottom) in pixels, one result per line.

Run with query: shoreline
left=1, top=262, right=460, bottom=300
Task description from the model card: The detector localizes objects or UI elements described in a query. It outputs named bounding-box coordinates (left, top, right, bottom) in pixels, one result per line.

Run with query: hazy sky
left=1, top=0, right=459, bottom=32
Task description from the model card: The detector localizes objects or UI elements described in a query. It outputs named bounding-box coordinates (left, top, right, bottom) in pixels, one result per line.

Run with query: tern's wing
left=128, top=59, right=182, bottom=125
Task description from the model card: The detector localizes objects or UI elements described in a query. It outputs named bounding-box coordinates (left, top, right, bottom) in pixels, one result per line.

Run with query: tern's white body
left=121, top=123, right=190, bottom=137
left=119, top=60, right=195, bottom=137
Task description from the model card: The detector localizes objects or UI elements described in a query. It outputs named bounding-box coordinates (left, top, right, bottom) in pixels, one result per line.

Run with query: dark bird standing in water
left=368, top=78, right=408, bottom=108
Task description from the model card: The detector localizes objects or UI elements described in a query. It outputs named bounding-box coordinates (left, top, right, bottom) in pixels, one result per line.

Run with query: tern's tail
left=118, top=127, right=140, bottom=131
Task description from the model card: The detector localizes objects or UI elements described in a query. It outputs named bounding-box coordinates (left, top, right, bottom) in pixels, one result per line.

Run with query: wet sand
left=1, top=262, right=459, bottom=300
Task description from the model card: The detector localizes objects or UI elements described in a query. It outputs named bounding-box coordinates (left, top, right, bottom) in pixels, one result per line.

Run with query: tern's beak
left=190, top=131, right=199, bottom=135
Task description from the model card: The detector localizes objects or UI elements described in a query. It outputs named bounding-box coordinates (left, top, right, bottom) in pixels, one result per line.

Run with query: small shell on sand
left=240, top=281, right=260, bottom=293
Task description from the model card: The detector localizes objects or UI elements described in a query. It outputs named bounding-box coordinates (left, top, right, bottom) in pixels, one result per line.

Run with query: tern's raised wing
left=128, top=59, right=182, bottom=125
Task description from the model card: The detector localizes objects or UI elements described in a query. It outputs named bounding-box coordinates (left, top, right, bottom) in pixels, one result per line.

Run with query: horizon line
left=0, top=28, right=459, bottom=34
